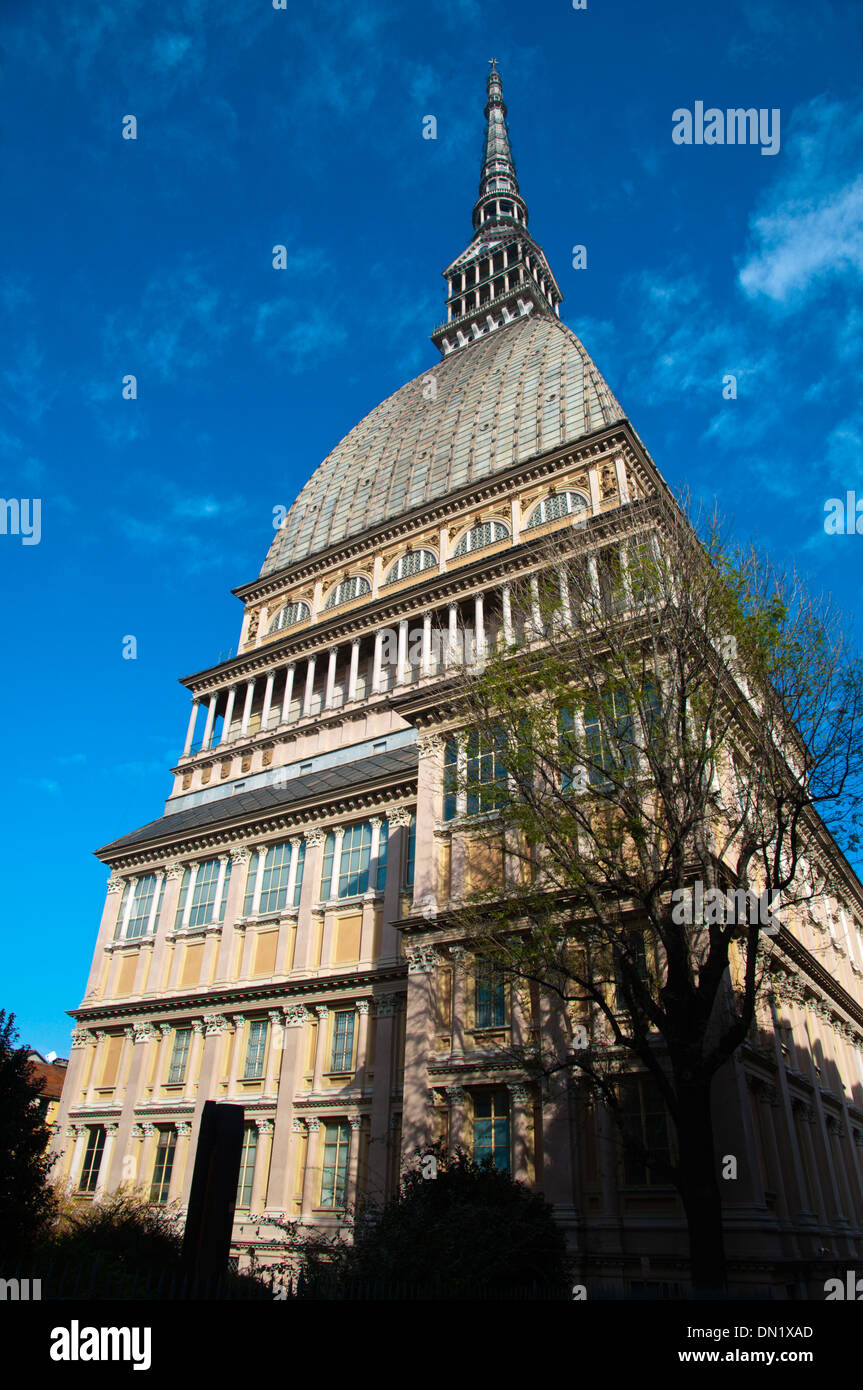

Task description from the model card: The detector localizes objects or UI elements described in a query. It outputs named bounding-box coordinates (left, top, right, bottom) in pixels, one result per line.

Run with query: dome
left=261, top=314, right=624, bottom=578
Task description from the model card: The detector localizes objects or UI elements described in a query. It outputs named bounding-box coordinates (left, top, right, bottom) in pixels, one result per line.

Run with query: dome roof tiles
left=260, top=314, right=623, bottom=578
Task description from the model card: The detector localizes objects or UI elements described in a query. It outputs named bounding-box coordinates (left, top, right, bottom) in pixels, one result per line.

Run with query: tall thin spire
left=473, top=59, right=528, bottom=232
left=431, top=63, right=563, bottom=357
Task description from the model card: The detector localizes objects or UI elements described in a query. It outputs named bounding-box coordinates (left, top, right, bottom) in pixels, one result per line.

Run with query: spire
left=431, top=63, right=564, bottom=357
left=473, top=59, right=528, bottom=233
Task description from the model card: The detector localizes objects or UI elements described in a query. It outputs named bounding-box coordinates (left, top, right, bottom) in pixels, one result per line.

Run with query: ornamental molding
left=164, top=861, right=185, bottom=881
left=373, top=994, right=404, bottom=1017
left=229, top=844, right=252, bottom=864
left=406, top=945, right=440, bottom=974
left=257, top=1119, right=274, bottom=1135
left=418, top=732, right=443, bottom=758
left=387, top=807, right=412, bottom=829
left=71, top=1029, right=95, bottom=1048
left=177, top=1122, right=192, bottom=1136
left=355, top=1000, right=370, bottom=1016
left=204, top=1013, right=229, bottom=1036
left=130, top=1125, right=143, bottom=1138
left=446, top=1084, right=466, bottom=1104
left=106, top=876, right=124, bottom=894
left=133, top=1023, right=155, bottom=1044
left=285, top=1004, right=310, bottom=1027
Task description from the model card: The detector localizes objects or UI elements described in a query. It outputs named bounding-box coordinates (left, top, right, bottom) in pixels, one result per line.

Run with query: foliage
left=0, top=1010, right=57, bottom=1260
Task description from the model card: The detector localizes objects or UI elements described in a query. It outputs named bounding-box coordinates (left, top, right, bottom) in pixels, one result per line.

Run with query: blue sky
left=2, top=0, right=861, bottom=1054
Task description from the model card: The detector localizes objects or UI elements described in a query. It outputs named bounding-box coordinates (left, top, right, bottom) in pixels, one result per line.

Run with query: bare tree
left=440, top=492, right=863, bottom=1293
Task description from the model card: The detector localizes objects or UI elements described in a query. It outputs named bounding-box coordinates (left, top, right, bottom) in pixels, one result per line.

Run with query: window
left=79, top=1126, right=106, bottom=1193
left=475, top=959, right=507, bottom=1029
left=443, top=737, right=458, bottom=822
left=236, top=1125, right=258, bottom=1209
left=385, top=549, right=437, bottom=585
left=584, top=688, right=635, bottom=786
left=405, top=813, right=417, bottom=888
left=524, top=491, right=589, bottom=531
left=115, top=873, right=164, bottom=940
left=267, top=600, right=310, bottom=634
left=330, top=1010, right=355, bottom=1071
left=167, top=1027, right=192, bottom=1085
left=473, top=1090, right=510, bottom=1172
left=320, top=1121, right=350, bottom=1208
left=320, top=820, right=386, bottom=900
left=618, top=1076, right=672, bottom=1186
left=452, top=520, right=509, bottom=557
left=323, top=575, right=371, bottom=610
left=243, top=1020, right=268, bottom=1079
left=175, top=858, right=232, bottom=928
left=466, top=729, right=508, bottom=815
left=150, top=1128, right=177, bottom=1205
left=243, top=839, right=303, bottom=916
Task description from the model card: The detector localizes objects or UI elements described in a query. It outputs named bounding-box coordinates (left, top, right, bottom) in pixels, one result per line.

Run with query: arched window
left=385, top=549, right=437, bottom=585
left=323, top=575, right=371, bottom=610
left=524, top=491, right=588, bottom=532
left=267, top=600, right=311, bottom=634
left=452, top=520, right=510, bottom=558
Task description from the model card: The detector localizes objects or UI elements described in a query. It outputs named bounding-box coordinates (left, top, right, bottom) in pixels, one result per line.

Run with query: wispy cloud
left=738, top=96, right=863, bottom=306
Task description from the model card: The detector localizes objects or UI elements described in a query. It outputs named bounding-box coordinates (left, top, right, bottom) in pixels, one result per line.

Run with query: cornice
left=68, top=966, right=409, bottom=1027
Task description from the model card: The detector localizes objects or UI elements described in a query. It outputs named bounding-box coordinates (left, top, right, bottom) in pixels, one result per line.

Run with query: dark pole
left=180, top=1101, right=244, bottom=1288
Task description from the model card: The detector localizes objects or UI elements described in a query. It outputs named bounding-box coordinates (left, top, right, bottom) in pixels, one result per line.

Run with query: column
left=250, top=1119, right=274, bottom=1213
left=325, top=645, right=338, bottom=707
left=447, top=1084, right=467, bottom=1152
left=401, top=950, right=438, bottom=1155
left=312, top=1006, right=330, bottom=1090
left=447, top=601, right=459, bottom=667
left=93, top=1124, right=118, bottom=1197
left=348, top=638, right=361, bottom=701
left=170, top=1122, right=192, bottom=1206
left=280, top=662, right=296, bottom=723
left=346, top=1115, right=363, bottom=1206
left=294, top=830, right=326, bottom=971
left=397, top=618, right=409, bottom=685
left=219, top=686, right=237, bottom=745
left=529, top=574, right=541, bottom=635
left=303, top=655, right=317, bottom=716
left=367, top=997, right=401, bottom=1203
left=509, top=1083, right=531, bottom=1182
left=183, top=1019, right=205, bottom=1103
left=181, top=862, right=199, bottom=929
left=450, top=946, right=467, bottom=1058
left=214, top=846, right=251, bottom=981
left=201, top=694, right=218, bottom=751
left=146, top=862, right=185, bottom=995
left=373, top=629, right=385, bottom=692
left=474, top=591, right=486, bottom=661
left=501, top=582, right=513, bottom=646
left=183, top=700, right=200, bottom=757
left=266, top=1007, right=308, bottom=1213
left=251, top=844, right=269, bottom=916
left=558, top=569, right=572, bottom=627
left=260, top=670, right=276, bottom=731
left=300, top=1118, right=321, bottom=1218
left=228, top=1015, right=247, bottom=1093
left=240, top=678, right=256, bottom=737
left=421, top=611, right=433, bottom=676
left=67, top=1124, right=89, bottom=1188
left=264, top=1010, right=284, bottom=1099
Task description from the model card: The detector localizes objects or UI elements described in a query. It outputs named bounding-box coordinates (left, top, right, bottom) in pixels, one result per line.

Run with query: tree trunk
left=674, top=1075, right=727, bottom=1296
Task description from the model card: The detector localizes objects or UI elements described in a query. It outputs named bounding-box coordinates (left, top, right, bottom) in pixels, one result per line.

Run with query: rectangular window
left=475, top=959, right=507, bottom=1029
left=243, top=1020, right=268, bottom=1079
left=320, top=1121, right=350, bottom=1208
left=236, top=1125, right=258, bottom=1209
left=243, top=840, right=294, bottom=917
left=473, top=1090, right=510, bottom=1172
left=339, top=823, right=373, bottom=898
left=618, top=1076, right=672, bottom=1186
left=405, top=813, right=417, bottom=888
left=150, top=1128, right=177, bottom=1205
left=330, top=1010, right=355, bottom=1071
left=167, top=1026, right=192, bottom=1085
left=79, top=1125, right=106, bottom=1193
left=443, top=738, right=458, bottom=822
left=115, top=873, right=163, bottom=940
left=466, top=729, right=507, bottom=815
left=175, top=858, right=232, bottom=928
left=584, top=688, right=634, bottom=786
